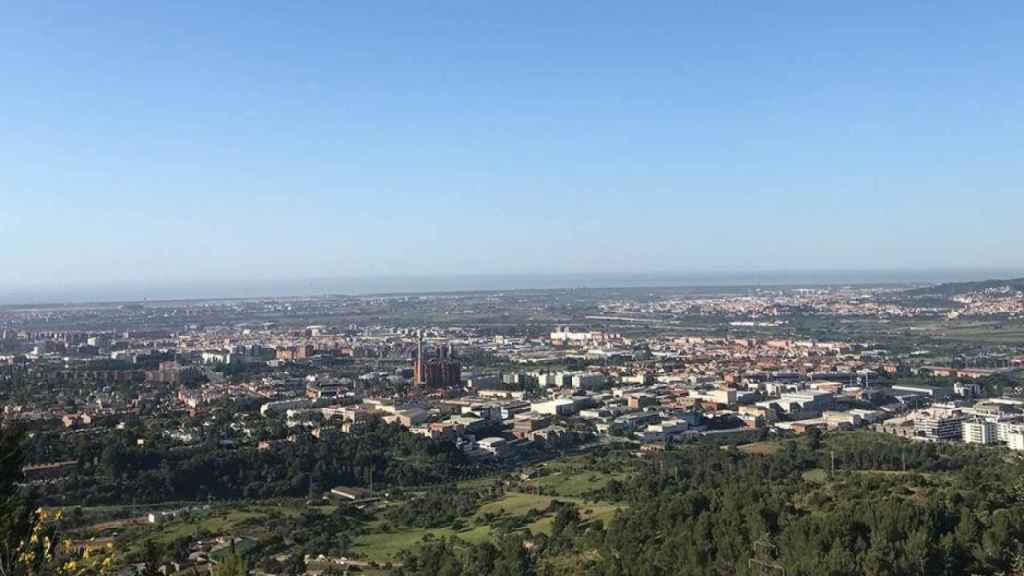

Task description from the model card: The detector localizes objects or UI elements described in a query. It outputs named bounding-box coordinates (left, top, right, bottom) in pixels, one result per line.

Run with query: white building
left=532, top=372, right=561, bottom=388
left=530, top=398, right=578, bottom=417
left=756, top=390, right=833, bottom=415
left=779, top=391, right=834, bottom=412
left=1008, top=431, right=1024, bottom=452
left=954, top=381, right=981, bottom=397
left=639, top=418, right=689, bottom=442
left=571, top=373, right=607, bottom=390
left=823, top=411, right=863, bottom=428
left=621, top=372, right=653, bottom=386
left=848, top=409, right=884, bottom=423
left=201, top=350, right=235, bottom=365
left=962, top=419, right=996, bottom=445
left=260, top=398, right=313, bottom=417
left=997, top=422, right=1024, bottom=444
left=477, top=437, right=509, bottom=456
left=550, top=327, right=602, bottom=345
left=693, top=388, right=738, bottom=406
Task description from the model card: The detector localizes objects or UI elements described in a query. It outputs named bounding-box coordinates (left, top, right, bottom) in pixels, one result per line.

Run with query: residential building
left=1008, top=431, right=1024, bottom=451
left=914, top=408, right=966, bottom=441
left=962, top=419, right=996, bottom=445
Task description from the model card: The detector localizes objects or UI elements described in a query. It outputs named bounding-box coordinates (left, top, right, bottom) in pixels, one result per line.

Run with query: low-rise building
left=513, top=412, right=552, bottom=438
left=571, top=373, right=607, bottom=390
left=627, top=394, right=658, bottom=410
left=615, top=411, right=660, bottom=431
left=477, top=437, right=509, bottom=457
left=822, top=410, right=863, bottom=429
left=531, top=398, right=577, bottom=417
left=693, top=388, right=738, bottom=406
left=389, top=408, right=428, bottom=428
left=638, top=418, right=689, bottom=442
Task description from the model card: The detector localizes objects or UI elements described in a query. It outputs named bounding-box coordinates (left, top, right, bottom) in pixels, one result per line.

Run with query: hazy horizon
left=2, top=267, right=1023, bottom=306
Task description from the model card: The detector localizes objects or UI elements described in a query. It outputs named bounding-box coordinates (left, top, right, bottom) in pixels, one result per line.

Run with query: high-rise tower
left=411, top=330, right=461, bottom=388
left=414, top=330, right=425, bottom=385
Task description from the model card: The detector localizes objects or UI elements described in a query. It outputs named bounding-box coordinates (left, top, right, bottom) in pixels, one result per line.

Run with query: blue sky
left=2, top=2, right=1023, bottom=294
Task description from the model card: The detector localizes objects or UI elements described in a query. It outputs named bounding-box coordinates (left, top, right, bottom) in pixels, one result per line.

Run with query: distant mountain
left=903, top=277, right=1024, bottom=298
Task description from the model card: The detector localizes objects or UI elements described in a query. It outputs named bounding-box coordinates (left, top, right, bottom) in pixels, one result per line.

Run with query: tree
left=284, top=553, right=305, bottom=576
left=551, top=503, right=581, bottom=540
left=211, top=553, right=247, bottom=576
left=493, top=535, right=534, bottom=576
left=141, top=540, right=161, bottom=576
left=172, top=536, right=191, bottom=562
left=0, top=421, right=29, bottom=576
left=465, top=542, right=498, bottom=575
left=806, top=427, right=823, bottom=451
left=2, top=507, right=115, bottom=576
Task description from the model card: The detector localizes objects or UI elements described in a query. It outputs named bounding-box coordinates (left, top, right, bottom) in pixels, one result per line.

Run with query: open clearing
left=738, top=441, right=784, bottom=456
left=352, top=490, right=624, bottom=564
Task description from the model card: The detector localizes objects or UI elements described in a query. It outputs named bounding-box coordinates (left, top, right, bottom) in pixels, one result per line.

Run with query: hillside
left=903, top=277, right=1024, bottom=298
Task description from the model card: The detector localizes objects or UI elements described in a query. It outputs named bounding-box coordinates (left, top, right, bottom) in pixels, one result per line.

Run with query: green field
left=525, top=500, right=622, bottom=535
left=521, top=455, right=631, bottom=498
left=477, top=492, right=553, bottom=517
left=911, top=320, right=1024, bottom=344
left=352, top=490, right=625, bottom=564
left=526, top=469, right=628, bottom=497
left=801, top=469, right=829, bottom=483
left=353, top=523, right=494, bottom=564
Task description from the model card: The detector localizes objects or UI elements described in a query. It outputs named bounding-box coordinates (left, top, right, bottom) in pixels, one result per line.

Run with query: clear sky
left=2, top=2, right=1023, bottom=296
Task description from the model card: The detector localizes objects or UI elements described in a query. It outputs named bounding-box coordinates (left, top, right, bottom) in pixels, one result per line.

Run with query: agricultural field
left=911, top=319, right=1024, bottom=344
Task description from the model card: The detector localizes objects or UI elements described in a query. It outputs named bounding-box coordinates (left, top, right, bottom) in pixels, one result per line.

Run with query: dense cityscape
left=2, top=279, right=1023, bottom=574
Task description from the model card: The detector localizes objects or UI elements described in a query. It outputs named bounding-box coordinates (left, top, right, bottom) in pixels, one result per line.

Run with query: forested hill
left=394, top=431, right=1024, bottom=576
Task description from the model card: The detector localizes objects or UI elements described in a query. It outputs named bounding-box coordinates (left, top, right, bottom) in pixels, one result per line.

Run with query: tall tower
left=415, top=330, right=425, bottom=385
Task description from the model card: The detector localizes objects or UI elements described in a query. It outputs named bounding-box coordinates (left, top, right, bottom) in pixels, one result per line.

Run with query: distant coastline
left=1, top=268, right=1022, bottom=307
